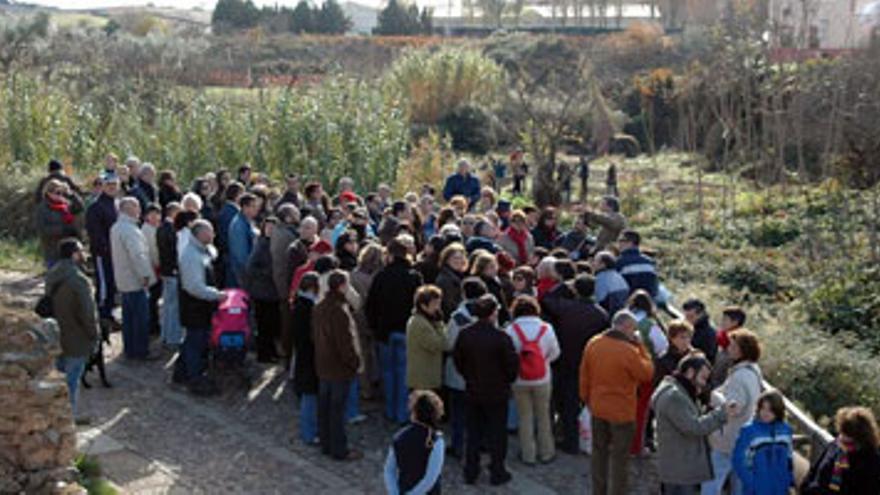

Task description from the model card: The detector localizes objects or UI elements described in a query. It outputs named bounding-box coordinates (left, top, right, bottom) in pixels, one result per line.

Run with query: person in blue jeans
left=109, top=197, right=157, bottom=360
left=45, top=238, right=100, bottom=424
left=176, top=220, right=226, bottom=396
left=366, top=237, right=423, bottom=424
left=291, top=272, right=321, bottom=444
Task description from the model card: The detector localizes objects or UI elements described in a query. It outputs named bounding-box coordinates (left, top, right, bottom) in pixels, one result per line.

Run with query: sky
left=20, top=0, right=379, bottom=9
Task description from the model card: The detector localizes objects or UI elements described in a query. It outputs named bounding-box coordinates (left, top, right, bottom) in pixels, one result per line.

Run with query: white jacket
left=110, top=214, right=156, bottom=292
left=709, top=361, right=763, bottom=454
left=503, top=316, right=561, bottom=387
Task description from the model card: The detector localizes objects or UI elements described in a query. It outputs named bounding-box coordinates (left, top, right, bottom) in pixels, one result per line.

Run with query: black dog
left=81, top=319, right=113, bottom=389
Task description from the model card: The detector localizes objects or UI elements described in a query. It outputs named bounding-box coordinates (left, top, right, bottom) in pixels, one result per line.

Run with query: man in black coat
left=542, top=274, right=610, bottom=454
left=453, top=294, right=519, bottom=486
left=682, top=298, right=717, bottom=364
left=365, top=237, right=423, bottom=423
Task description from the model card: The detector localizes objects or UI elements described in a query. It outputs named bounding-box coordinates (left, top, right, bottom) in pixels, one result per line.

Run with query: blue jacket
left=442, top=173, right=480, bottom=205
left=85, top=193, right=118, bottom=258
left=732, top=420, right=794, bottom=495
left=465, top=236, right=499, bottom=254
left=215, top=202, right=239, bottom=252
left=594, top=268, right=629, bottom=315
left=616, top=247, right=659, bottom=297
left=226, top=211, right=256, bottom=288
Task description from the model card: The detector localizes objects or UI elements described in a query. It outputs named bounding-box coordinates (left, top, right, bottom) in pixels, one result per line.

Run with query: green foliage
left=0, top=75, right=409, bottom=217
left=437, top=104, right=497, bottom=155
left=384, top=47, right=505, bottom=125
left=805, top=264, right=880, bottom=350
left=212, top=0, right=261, bottom=32
left=763, top=327, right=880, bottom=422
left=75, top=454, right=118, bottom=495
left=717, top=258, right=781, bottom=295
left=747, top=217, right=800, bottom=248
left=316, top=0, right=352, bottom=35
left=374, top=0, right=433, bottom=35
left=288, top=0, right=315, bottom=34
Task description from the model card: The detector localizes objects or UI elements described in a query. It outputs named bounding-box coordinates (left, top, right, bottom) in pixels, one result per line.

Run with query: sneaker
left=490, top=470, right=512, bottom=486
left=348, top=414, right=368, bottom=425
left=74, top=416, right=93, bottom=426
left=335, top=449, right=363, bottom=461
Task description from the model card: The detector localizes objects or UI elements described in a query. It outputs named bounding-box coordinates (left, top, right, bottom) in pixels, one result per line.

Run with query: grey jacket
left=110, top=214, right=156, bottom=292
left=651, top=376, right=728, bottom=485
left=269, top=223, right=297, bottom=297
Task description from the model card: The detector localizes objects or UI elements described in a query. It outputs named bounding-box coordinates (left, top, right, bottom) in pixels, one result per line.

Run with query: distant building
left=768, top=0, right=878, bottom=48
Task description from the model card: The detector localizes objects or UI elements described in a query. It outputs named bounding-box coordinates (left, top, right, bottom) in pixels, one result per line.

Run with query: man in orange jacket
left=579, top=309, right=654, bottom=495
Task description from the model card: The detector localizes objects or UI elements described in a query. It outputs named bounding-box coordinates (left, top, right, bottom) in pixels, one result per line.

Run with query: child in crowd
left=732, top=390, right=794, bottom=495
left=384, top=390, right=445, bottom=495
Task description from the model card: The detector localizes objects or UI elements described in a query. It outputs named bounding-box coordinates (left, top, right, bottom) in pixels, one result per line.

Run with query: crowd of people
left=36, top=154, right=880, bottom=494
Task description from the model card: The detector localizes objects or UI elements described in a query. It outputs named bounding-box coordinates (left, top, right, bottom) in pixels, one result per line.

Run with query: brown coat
left=313, top=291, right=361, bottom=381
left=579, top=329, right=654, bottom=423
left=585, top=210, right=626, bottom=251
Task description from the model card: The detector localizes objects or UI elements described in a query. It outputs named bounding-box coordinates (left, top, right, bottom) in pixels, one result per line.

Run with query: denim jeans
left=700, top=450, right=741, bottom=495
left=299, top=393, right=318, bottom=443
left=175, top=326, right=209, bottom=384
left=160, top=276, right=183, bottom=346
left=448, top=388, right=466, bottom=455
left=346, top=379, right=360, bottom=421
left=378, top=333, right=408, bottom=423
left=664, top=484, right=697, bottom=495
left=56, top=356, right=87, bottom=416
left=319, top=380, right=351, bottom=459
left=121, top=290, right=150, bottom=359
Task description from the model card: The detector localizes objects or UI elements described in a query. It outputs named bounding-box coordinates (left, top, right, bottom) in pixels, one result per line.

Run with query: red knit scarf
left=506, top=226, right=530, bottom=265
left=47, top=197, right=74, bottom=225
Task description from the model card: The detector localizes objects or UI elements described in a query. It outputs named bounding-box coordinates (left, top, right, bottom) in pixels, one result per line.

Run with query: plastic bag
left=578, top=406, right=593, bottom=455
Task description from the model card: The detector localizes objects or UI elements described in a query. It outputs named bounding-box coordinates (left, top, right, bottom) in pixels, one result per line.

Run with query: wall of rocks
left=0, top=303, right=83, bottom=494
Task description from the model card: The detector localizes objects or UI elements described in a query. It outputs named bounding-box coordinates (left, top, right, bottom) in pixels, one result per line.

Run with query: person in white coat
left=702, top=329, right=764, bottom=495
left=110, top=196, right=157, bottom=360
left=503, top=295, right=561, bottom=465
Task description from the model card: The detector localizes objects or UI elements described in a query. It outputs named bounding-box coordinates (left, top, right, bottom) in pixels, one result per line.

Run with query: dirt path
left=2, top=270, right=658, bottom=494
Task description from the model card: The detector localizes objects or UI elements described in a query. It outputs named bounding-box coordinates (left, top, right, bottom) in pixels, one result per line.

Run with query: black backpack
left=34, top=282, right=63, bottom=318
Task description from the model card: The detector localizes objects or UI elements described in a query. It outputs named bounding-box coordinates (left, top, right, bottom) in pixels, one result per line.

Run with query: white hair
left=181, top=192, right=203, bottom=212
left=139, top=162, right=155, bottom=177
left=535, top=256, right=558, bottom=280
left=300, top=216, right=319, bottom=230
left=119, top=196, right=140, bottom=215
left=438, top=223, right=461, bottom=238
left=125, top=155, right=141, bottom=166
left=612, top=309, right=638, bottom=329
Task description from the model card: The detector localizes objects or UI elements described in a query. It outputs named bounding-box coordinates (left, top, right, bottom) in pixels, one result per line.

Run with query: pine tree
left=289, top=0, right=316, bottom=34
left=316, top=0, right=352, bottom=34
left=374, top=0, right=431, bottom=35
left=211, top=0, right=261, bottom=32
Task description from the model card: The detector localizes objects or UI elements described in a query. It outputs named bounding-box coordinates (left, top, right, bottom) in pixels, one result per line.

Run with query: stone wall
left=0, top=303, right=83, bottom=494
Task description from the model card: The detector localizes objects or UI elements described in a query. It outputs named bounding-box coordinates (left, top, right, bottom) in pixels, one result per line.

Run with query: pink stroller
left=210, top=289, right=252, bottom=368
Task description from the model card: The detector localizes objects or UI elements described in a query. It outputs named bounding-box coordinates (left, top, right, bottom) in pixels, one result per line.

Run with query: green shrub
left=717, top=259, right=781, bottom=295
left=383, top=47, right=505, bottom=125
left=747, top=217, right=800, bottom=247
left=804, top=264, right=880, bottom=350
left=437, top=104, right=497, bottom=155
left=763, top=328, right=880, bottom=422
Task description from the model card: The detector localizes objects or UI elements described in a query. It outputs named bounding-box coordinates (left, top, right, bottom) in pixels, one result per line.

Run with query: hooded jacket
left=732, top=419, right=794, bottom=495
left=45, top=259, right=99, bottom=358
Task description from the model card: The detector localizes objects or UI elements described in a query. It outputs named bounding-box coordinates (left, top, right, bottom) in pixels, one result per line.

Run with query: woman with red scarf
left=37, top=179, right=84, bottom=268
left=498, top=210, right=535, bottom=266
